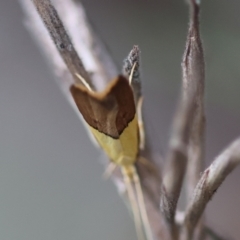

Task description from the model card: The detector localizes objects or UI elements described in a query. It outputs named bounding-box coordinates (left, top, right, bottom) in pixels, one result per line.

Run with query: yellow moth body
left=89, top=115, right=138, bottom=177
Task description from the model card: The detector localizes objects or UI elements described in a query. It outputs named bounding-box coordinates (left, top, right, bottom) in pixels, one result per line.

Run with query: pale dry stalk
left=181, top=138, right=240, bottom=240
left=160, top=0, right=204, bottom=238
left=181, top=1, right=205, bottom=239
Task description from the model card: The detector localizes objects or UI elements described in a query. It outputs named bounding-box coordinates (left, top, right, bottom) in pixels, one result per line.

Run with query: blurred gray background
left=1, top=0, right=240, bottom=239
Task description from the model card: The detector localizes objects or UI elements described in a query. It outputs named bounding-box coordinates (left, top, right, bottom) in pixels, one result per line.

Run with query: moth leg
left=122, top=167, right=145, bottom=240
left=102, top=162, right=117, bottom=180
left=137, top=96, right=145, bottom=150
left=133, top=169, right=153, bottom=240
left=75, top=73, right=93, bottom=92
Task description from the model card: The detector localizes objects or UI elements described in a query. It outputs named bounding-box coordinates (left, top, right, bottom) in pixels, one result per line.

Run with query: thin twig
left=183, top=0, right=205, bottom=200
left=160, top=0, right=205, bottom=236
left=50, top=0, right=118, bottom=90
left=31, top=0, right=91, bottom=85
left=122, top=45, right=142, bottom=104
left=181, top=1, right=205, bottom=238
left=160, top=91, right=195, bottom=229
left=175, top=211, right=230, bottom=240
left=181, top=138, right=240, bottom=240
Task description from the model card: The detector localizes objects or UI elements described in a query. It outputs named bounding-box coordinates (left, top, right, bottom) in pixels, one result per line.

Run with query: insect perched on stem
left=70, top=64, right=152, bottom=240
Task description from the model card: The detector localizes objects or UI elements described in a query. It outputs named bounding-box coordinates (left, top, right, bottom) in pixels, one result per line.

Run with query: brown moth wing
left=70, top=75, right=136, bottom=139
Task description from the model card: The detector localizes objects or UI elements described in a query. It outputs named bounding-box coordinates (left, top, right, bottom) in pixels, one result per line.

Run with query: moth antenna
left=123, top=167, right=145, bottom=240
left=133, top=169, right=153, bottom=240
left=102, top=162, right=117, bottom=179
left=75, top=73, right=93, bottom=92
left=137, top=96, right=145, bottom=150
left=129, top=62, right=137, bottom=85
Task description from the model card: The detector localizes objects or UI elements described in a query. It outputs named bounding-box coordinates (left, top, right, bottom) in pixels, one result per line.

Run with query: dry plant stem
left=20, top=0, right=73, bottom=94
left=122, top=45, right=142, bottom=104
left=175, top=211, right=229, bottom=240
left=183, top=0, right=205, bottom=200
left=183, top=0, right=205, bottom=197
left=160, top=92, right=196, bottom=229
left=20, top=0, right=168, bottom=239
left=31, top=0, right=91, bottom=85
left=181, top=138, right=240, bottom=240
left=160, top=0, right=205, bottom=236
left=50, top=0, right=118, bottom=90
left=182, top=1, right=205, bottom=239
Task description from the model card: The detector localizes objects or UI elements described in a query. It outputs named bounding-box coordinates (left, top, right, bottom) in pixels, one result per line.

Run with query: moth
left=70, top=66, right=152, bottom=240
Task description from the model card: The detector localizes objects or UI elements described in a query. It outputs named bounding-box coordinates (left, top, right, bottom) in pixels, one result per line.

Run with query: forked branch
left=160, top=0, right=205, bottom=235
left=160, top=91, right=195, bottom=227
left=181, top=138, right=240, bottom=240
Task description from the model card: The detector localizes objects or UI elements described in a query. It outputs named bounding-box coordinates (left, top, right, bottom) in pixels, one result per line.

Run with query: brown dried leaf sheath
left=70, top=75, right=136, bottom=139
